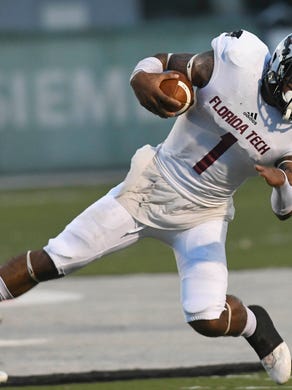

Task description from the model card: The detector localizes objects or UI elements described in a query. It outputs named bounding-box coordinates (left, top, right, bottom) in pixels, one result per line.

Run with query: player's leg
left=0, top=249, right=58, bottom=299
left=189, top=299, right=291, bottom=384
left=165, top=219, right=291, bottom=384
left=0, top=187, right=144, bottom=301
left=245, top=305, right=291, bottom=384
left=148, top=220, right=248, bottom=336
left=189, top=294, right=247, bottom=337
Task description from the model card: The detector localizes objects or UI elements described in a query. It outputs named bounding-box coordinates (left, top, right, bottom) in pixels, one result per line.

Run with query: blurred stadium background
left=0, top=0, right=290, bottom=180
left=0, top=3, right=291, bottom=387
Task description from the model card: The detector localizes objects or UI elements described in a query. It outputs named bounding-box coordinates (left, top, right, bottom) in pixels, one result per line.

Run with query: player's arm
left=255, top=159, right=292, bottom=220
left=130, top=51, right=214, bottom=118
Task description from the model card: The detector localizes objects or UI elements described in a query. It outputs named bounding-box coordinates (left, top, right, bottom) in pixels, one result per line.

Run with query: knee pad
left=184, top=302, right=225, bottom=322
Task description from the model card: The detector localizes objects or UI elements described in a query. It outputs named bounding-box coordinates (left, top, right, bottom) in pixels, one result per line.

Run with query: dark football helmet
left=262, top=33, right=292, bottom=121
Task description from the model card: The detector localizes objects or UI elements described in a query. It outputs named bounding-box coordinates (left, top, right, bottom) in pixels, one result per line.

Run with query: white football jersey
left=155, top=30, right=292, bottom=207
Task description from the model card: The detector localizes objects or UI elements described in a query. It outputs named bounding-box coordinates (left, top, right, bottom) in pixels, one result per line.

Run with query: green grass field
left=2, top=372, right=292, bottom=389
left=0, top=175, right=291, bottom=274
left=0, top=176, right=291, bottom=389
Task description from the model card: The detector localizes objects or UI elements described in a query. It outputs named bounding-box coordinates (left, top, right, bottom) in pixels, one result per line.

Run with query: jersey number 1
left=193, top=132, right=237, bottom=174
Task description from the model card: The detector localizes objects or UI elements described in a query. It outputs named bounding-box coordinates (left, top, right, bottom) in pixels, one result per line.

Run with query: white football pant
left=44, top=187, right=228, bottom=322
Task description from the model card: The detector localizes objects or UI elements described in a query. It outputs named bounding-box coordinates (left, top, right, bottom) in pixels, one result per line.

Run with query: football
left=160, top=72, right=194, bottom=116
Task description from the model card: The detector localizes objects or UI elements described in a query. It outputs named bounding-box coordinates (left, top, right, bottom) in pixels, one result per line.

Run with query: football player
left=0, top=30, right=292, bottom=384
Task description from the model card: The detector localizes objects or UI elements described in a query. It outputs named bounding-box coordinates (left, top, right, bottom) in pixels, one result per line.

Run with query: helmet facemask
left=263, top=34, right=292, bottom=122
left=281, top=60, right=292, bottom=120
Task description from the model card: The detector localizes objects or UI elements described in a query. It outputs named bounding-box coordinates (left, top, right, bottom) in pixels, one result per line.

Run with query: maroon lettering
left=237, top=124, right=248, bottom=134
left=250, top=135, right=262, bottom=146
left=193, top=132, right=237, bottom=174
left=245, top=130, right=257, bottom=140
left=254, top=140, right=266, bottom=149
left=209, top=96, right=249, bottom=134
left=209, top=96, right=271, bottom=158
left=223, top=112, right=235, bottom=122
left=209, top=96, right=221, bottom=111
left=226, top=114, right=236, bottom=124
left=230, top=117, right=242, bottom=128
left=258, top=144, right=271, bottom=155
left=217, top=106, right=229, bottom=116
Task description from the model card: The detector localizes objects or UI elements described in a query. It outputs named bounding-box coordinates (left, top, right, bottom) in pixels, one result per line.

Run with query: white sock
left=0, top=277, right=13, bottom=301
left=241, top=306, right=257, bottom=338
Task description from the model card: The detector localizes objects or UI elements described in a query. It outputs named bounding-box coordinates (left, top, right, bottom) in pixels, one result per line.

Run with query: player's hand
left=255, top=164, right=286, bottom=187
left=130, top=71, right=182, bottom=118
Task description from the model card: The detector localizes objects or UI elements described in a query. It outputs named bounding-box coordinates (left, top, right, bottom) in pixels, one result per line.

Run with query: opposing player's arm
left=255, top=158, right=292, bottom=220
left=130, top=51, right=214, bottom=118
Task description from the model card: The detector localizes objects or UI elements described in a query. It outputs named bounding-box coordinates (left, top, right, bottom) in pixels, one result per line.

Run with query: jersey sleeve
left=211, top=30, right=270, bottom=69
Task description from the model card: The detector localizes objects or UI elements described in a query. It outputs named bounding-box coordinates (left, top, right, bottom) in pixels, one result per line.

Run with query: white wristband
left=166, top=53, right=173, bottom=68
left=130, top=57, right=163, bottom=82
left=271, top=169, right=292, bottom=216
left=186, top=54, right=197, bottom=82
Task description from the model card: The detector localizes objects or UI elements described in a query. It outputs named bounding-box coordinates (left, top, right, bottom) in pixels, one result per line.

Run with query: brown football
left=160, top=72, right=194, bottom=116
